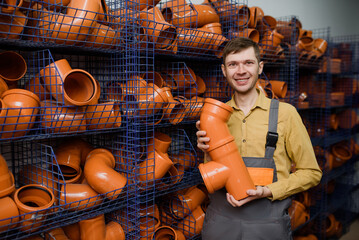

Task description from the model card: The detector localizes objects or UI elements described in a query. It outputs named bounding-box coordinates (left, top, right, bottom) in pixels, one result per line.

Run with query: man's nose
left=235, top=63, right=246, bottom=74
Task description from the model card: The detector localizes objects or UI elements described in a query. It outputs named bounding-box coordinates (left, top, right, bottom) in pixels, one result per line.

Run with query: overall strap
left=264, top=99, right=279, bottom=158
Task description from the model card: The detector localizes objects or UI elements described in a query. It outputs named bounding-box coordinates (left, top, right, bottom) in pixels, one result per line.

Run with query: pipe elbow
left=84, top=148, right=127, bottom=200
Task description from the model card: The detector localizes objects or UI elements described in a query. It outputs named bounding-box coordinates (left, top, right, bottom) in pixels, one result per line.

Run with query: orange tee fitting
left=198, top=98, right=255, bottom=200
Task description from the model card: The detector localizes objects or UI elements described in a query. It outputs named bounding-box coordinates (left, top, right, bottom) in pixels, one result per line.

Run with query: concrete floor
left=340, top=219, right=359, bottom=240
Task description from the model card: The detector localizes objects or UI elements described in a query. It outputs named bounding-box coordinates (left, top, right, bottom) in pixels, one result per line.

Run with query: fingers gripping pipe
left=198, top=98, right=255, bottom=200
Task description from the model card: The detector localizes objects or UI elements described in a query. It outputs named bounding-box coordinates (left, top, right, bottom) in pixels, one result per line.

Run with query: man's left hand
left=226, top=186, right=272, bottom=207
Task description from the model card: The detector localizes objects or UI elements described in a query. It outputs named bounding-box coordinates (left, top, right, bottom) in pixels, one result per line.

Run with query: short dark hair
left=222, top=37, right=261, bottom=64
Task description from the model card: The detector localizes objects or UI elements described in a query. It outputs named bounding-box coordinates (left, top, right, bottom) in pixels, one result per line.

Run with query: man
left=196, top=37, right=322, bottom=239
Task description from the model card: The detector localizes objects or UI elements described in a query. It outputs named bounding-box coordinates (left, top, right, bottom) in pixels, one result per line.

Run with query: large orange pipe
left=84, top=148, right=127, bottom=200
left=198, top=98, right=255, bottom=200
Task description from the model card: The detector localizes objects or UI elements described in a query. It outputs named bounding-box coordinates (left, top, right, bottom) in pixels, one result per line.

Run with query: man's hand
left=196, top=120, right=210, bottom=152
left=226, top=186, right=273, bottom=207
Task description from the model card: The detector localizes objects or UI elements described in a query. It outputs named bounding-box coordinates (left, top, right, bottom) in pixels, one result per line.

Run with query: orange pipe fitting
left=19, top=165, right=58, bottom=199
left=106, top=221, right=126, bottom=240
left=79, top=214, right=106, bottom=240
left=139, top=215, right=160, bottom=240
left=170, top=4, right=219, bottom=28
left=0, top=10, right=27, bottom=40
left=1, top=89, right=40, bottom=139
left=46, top=227, right=70, bottom=240
left=62, top=222, right=80, bottom=240
left=0, top=154, right=15, bottom=198
left=55, top=138, right=94, bottom=177
left=84, top=148, right=127, bottom=200
left=60, top=183, right=103, bottom=211
left=85, top=101, right=122, bottom=130
left=0, top=51, right=27, bottom=82
left=171, top=150, right=196, bottom=170
left=139, top=7, right=177, bottom=50
left=1, top=0, right=23, bottom=13
left=148, top=131, right=172, bottom=154
left=40, top=100, right=87, bottom=133
left=325, top=214, right=343, bottom=238
left=0, top=196, right=19, bottom=232
left=288, top=200, right=309, bottom=230
left=170, top=184, right=207, bottom=219
left=260, top=30, right=284, bottom=53
left=138, top=150, right=173, bottom=182
left=177, top=205, right=205, bottom=238
left=293, top=235, right=318, bottom=240
left=40, top=59, right=99, bottom=106
left=150, top=225, right=180, bottom=240
left=14, top=184, right=55, bottom=232
left=162, top=87, right=186, bottom=125
left=176, top=27, right=214, bottom=51
left=125, top=83, right=168, bottom=116
left=38, top=0, right=103, bottom=45
left=198, top=98, right=255, bottom=200
left=329, top=143, right=352, bottom=169
left=84, top=22, right=117, bottom=49
left=269, top=80, right=287, bottom=98
left=229, top=28, right=260, bottom=43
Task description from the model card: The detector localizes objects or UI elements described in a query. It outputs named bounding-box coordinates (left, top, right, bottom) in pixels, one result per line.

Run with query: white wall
left=191, top=0, right=359, bottom=37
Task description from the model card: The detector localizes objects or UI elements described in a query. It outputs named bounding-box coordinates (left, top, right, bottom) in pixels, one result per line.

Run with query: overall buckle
left=265, top=131, right=278, bottom=149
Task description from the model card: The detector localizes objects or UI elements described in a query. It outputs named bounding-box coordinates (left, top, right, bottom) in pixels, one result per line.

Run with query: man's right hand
left=196, top=120, right=210, bottom=152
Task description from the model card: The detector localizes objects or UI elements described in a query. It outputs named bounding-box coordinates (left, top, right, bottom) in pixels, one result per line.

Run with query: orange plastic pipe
left=40, top=0, right=103, bottom=44
left=79, top=214, right=126, bottom=240
left=198, top=98, right=255, bottom=200
left=84, top=148, right=127, bottom=200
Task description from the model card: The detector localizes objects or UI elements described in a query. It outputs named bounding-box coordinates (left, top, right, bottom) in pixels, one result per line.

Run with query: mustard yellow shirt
left=226, top=90, right=322, bottom=201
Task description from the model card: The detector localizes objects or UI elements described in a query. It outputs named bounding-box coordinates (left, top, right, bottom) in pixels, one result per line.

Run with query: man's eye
left=246, top=61, right=254, bottom=65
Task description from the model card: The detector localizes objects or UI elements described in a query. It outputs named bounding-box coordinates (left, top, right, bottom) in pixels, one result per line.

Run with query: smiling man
left=196, top=37, right=322, bottom=239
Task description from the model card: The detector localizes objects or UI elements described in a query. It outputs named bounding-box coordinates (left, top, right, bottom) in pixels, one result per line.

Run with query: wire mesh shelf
left=0, top=133, right=132, bottom=239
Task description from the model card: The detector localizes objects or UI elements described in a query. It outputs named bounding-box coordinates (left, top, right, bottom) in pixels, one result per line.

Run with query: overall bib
left=201, top=99, right=293, bottom=240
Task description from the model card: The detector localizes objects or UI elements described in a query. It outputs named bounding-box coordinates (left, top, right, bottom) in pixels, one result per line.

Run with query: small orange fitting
left=84, top=148, right=127, bottom=200
left=198, top=98, right=255, bottom=200
left=14, top=184, right=55, bottom=232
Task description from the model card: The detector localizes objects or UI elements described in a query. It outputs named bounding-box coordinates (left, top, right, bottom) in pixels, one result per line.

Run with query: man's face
left=221, top=47, right=263, bottom=95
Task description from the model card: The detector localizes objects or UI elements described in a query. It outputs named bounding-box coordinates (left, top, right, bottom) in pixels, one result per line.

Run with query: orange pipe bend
left=84, top=148, right=127, bottom=200
left=198, top=98, right=255, bottom=200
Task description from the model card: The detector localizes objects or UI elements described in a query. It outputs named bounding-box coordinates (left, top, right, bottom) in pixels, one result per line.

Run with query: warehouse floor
left=340, top=218, right=359, bottom=239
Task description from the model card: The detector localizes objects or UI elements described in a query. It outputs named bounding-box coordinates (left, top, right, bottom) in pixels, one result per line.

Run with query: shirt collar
left=227, top=88, right=271, bottom=111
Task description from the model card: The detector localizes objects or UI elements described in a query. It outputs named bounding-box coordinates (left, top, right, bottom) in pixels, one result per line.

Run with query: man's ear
left=258, top=61, right=264, bottom=75
left=221, top=64, right=227, bottom=78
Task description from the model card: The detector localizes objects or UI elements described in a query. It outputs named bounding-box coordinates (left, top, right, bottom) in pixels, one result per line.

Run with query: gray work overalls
left=201, top=99, right=293, bottom=240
